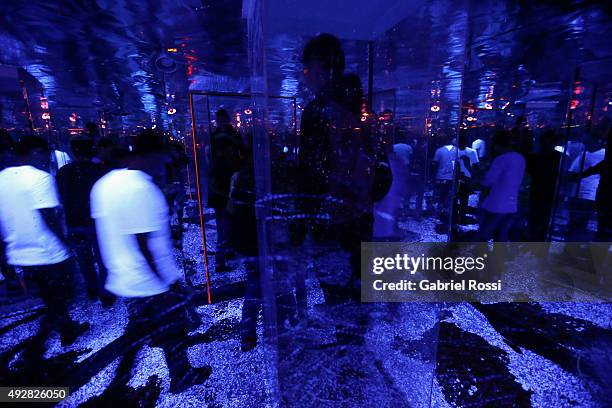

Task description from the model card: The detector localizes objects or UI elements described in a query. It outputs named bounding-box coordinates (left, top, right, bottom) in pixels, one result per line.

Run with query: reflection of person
left=209, top=109, right=243, bottom=271
left=567, top=136, right=605, bottom=241
left=407, top=137, right=427, bottom=217
left=472, top=137, right=486, bottom=159
left=526, top=131, right=562, bottom=241
left=91, top=131, right=209, bottom=393
left=478, top=131, right=525, bottom=242
left=0, top=136, right=88, bottom=347
left=374, top=133, right=410, bottom=239
left=456, top=132, right=479, bottom=223
left=432, top=133, right=457, bottom=223
left=92, top=137, right=115, bottom=167
left=572, top=129, right=610, bottom=241
left=57, top=135, right=114, bottom=305
left=298, top=34, right=381, bottom=284
left=226, top=144, right=259, bottom=351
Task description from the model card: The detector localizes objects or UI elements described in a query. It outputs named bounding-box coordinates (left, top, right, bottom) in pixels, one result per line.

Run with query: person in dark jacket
left=297, top=34, right=387, bottom=287
left=526, top=130, right=563, bottom=241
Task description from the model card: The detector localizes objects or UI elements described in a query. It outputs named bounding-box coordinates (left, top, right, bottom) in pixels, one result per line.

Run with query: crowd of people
left=0, top=128, right=208, bottom=391
left=0, top=33, right=609, bottom=391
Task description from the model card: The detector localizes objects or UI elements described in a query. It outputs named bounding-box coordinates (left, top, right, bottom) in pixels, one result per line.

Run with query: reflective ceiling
left=0, top=0, right=610, bottom=132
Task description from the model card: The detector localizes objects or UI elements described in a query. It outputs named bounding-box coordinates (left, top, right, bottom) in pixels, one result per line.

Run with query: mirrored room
left=0, top=1, right=611, bottom=407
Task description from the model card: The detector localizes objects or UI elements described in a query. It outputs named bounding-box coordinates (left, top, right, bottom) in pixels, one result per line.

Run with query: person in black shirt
left=56, top=135, right=114, bottom=305
left=298, top=34, right=386, bottom=287
left=526, top=130, right=563, bottom=241
left=208, top=109, right=243, bottom=271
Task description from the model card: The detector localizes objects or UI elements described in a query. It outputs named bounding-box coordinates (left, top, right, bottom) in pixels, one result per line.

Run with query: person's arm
left=481, top=157, right=502, bottom=188
left=431, top=148, right=441, bottom=178
left=136, top=232, right=163, bottom=281
left=122, top=186, right=175, bottom=284
left=31, top=172, right=69, bottom=247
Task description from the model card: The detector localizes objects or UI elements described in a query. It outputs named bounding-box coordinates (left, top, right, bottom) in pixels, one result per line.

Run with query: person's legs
left=339, top=212, right=373, bottom=283
left=214, top=207, right=230, bottom=270
left=435, top=180, right=452, bottom=224
left=458, top=181, right=471, bottom=223
left=496, top=213, right=517, bottom=242
left=478, top=210, right=503, bottom=242
left=25, top=258, right=87, bottom=346
left=0, top=239, right=19, bottom=291
left=567, top=198, right=595, bottom=241
left=86, top=227, right=115, bottom=304
left=69, top=227, right=99, bottom=299
left=595, top=206, right=611, bottom=242
left=240, top=262, right=261, bottom=351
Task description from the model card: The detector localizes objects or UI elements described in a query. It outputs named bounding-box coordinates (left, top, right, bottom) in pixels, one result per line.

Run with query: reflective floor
left=1, top=203, right=610, bottom=407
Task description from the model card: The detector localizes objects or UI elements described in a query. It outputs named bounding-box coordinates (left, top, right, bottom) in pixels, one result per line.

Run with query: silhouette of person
left=209, top=109, right=243, bottom=271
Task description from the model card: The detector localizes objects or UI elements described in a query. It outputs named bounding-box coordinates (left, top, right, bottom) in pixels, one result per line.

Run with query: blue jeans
left=478, top=210, right=516, bottom=242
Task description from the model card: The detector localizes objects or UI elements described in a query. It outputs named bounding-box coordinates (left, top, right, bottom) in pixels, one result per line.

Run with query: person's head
left=70, top=135, right=95, bottom=161
left=438, top=130, right=455, bottom=147
left=302, top=33, right=345, bottom=93
left=15, top=135, right=50, bottom=170
left=216, top=109, right=231, bottom=129
left=126, top=129, right=165, bottom=174
left=492, top=130, right=514, bottom=154
left=380, top=109, right=394, bottom=125
left=96, top=137, right=115, bottom=162
left=85, top=122, right=100, bottom=138
left=539, top=130, right=558, bottom=152
left=0, top=129, right=13, bottom=153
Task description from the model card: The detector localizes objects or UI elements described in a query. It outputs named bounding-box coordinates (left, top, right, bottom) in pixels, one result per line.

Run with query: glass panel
left=248, top=1, right=443, bottom=405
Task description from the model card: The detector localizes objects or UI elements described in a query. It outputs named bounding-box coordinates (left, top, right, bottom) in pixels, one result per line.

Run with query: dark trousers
left=596, top=207, right=611, bottom=242
left=241, top=263, right=260, bottom=341
left=457, top=181, right=471, bottom=218
left=528, top=199, right=553, bottom=242
left=0, top=239, right=18, bottom=288
left=214, top=207, right=231, bottom=267
left=407, top=172, right=425, bottom=216
left=567, top=198, right=596, bottom=241
left=478, top=210, right=516, bottom=242
left=21, top=258, right=77, bottom=335
left=68, top=226, right=109, bottom=298
left=336, top=212, right=374, bottom=281
left=434, top=180, right=453, bottom=224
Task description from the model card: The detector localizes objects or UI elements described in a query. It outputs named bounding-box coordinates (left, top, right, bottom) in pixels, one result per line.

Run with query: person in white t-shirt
left=91, top=130, right=209, bottom=393
left=567, top=139, right=605, bottom=241
left=478, top=131, right=525, bottom=241
left=0, top=136, right=88, bottom=349
left=432, top=134, right=458, bottom=224
left=456, top=134, right=480, bottom=223
left=472, top=138, right=486, bottom=159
